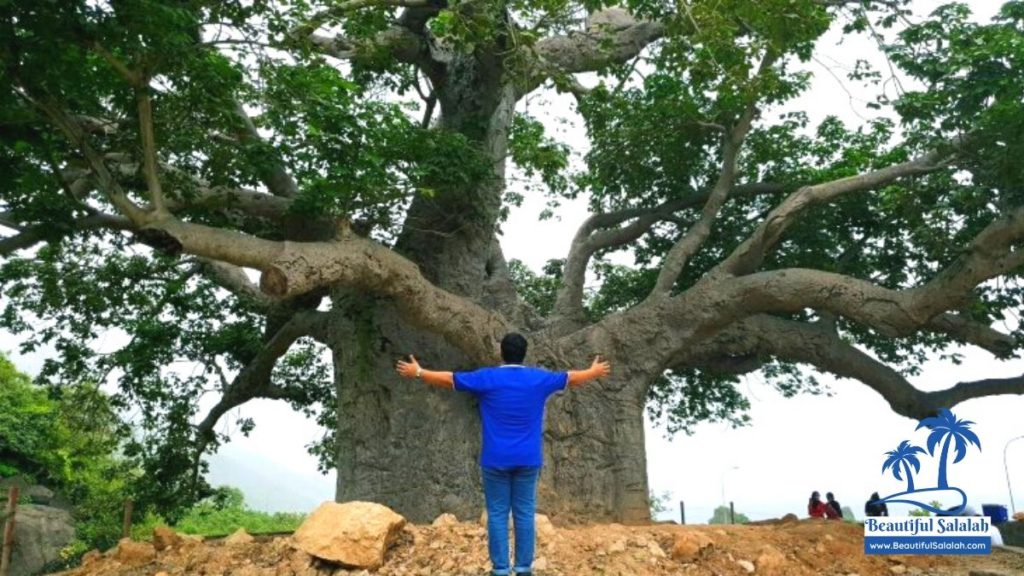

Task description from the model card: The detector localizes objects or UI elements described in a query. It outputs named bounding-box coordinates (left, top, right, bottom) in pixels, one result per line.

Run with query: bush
left=131, top=487, right=305, bottom=539
left=0, top=353, right=137, bottom=552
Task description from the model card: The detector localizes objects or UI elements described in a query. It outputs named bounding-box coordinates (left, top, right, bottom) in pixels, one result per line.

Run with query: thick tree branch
left=231, top=101, right=299, bottom=198
left=650, top=53, right=776, bottom=295
left=712, top=142, right=962, bottom=278
left=136, top=87, right=168, bottom=214
left=682, top=205, right=1024, bottom=344
left=695, top=315, right=1023, bottom=420
left=531, top=9, right=665, bottom=85
left=144, top=216, right=511, bottom=363
left=194, top=310, right=331, bottom=449
left=0, top=213, right=133, bottom=256
left=585, top=204, right=1024, bottom=386
left=552, top=182, right=786, bottom=322
left=925, top=313, right=1016, bottom=358
left=197, top=258, right=274, bottom=311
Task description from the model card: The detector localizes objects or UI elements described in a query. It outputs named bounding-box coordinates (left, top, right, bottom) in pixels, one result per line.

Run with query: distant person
left=396, top=332, right=611, bottom=576
left=825, top=492, right=842, bottom=520
left=865, top=492, right=889, bottom=517
left=808, top=491, right=830, bottom=518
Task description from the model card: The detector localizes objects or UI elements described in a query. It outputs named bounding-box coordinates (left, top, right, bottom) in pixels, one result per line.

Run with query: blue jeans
left=481, top=466, right=541, bottom=575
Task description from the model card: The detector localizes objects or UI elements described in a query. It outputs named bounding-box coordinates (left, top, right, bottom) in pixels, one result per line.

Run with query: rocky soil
left=56, top=509, right=1024, bottom=576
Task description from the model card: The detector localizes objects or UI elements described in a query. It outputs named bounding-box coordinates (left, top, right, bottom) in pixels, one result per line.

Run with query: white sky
left=2, top=0, right=1022, bottom=524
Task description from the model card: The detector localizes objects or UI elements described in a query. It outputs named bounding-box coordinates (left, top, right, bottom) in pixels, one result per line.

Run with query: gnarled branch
left=650, top=52, right=776, bottom=295
left=711, top=140, right=962, bottom=278
left=0, top=212, right=133, bottom=256
left=194, top=309, right=333, bottom=450
left=925, top=313, right=1016, bottom=358
left=531, top=9, right=665, bottom=85
left=197, top=258, right=274, bottom=311
left=231, top=101, right=299, bottom=198
left=552, top=182, right=786, bottom=323
left=679, top=204, right=1024, bottom=346
left=694, top=314, right=1023, bottom=420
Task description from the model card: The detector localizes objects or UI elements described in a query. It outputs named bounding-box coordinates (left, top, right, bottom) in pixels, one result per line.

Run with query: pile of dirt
left=57, top=517, right=1024, bottom=576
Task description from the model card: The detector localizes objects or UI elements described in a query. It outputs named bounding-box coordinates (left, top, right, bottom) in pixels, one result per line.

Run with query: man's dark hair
left=500, top=332, right=528, bottom=364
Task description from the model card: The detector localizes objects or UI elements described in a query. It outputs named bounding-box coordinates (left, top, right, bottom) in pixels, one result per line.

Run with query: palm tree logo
left=875, top=408, right=982, bottom=515
left=916, top=408, right=982, bottom=489
left=882, top=440, right=926, bottom=492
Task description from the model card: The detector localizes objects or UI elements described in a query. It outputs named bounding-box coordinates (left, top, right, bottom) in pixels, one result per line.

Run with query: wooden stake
left=0, top=485, right=19, bottom=576
left=122, top=499, right=134, bottom=538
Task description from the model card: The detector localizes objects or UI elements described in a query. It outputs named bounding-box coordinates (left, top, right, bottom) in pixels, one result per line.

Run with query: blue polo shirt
left=453, top=365, right=568, bottom=469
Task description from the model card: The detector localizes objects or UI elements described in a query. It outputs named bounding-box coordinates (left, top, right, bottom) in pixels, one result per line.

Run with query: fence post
left=729, top=501, right=735, bottom=525
left=1, top=485, right=19, bottom=576
left=122, top=499, right=134, bottom=539
left=679, top=501, right=685, bottom=525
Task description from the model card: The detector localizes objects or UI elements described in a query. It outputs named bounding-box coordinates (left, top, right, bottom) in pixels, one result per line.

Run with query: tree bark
left=541, top=362, right=652, bottom=523
left=327, top=43, right=654, bottom=522
left=328, top=295, right=654, bottom=523
left=330, top=297, right=488, bottom=521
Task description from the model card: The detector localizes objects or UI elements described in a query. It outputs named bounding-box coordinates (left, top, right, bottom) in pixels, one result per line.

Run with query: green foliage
left=2, top=0, right=1023, bottom=487
left=841, top=505, right=856, bottom=522
left=131, top=486, right=305, bottom=539
left=908, top=500, right=944, bottom=518
left=0, top=353, right=138, bottom=552
left=647, top=367, right=752, bottom=435
left=509, top=114, right=571, bottom=197
left=648, top=489, right=672, bottom=517
left=708, top=505, right=750, bottom=524
left=508, top=259, right=564, bottom=316
left=0, top=352, right=56, bottom=477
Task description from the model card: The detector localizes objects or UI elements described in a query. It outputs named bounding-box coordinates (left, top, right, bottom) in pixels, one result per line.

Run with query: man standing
left=395, top=332, right=611, bottom=576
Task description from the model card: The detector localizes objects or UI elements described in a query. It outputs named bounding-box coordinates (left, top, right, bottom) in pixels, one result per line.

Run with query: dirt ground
left=58, top=518, right=1024, bottom=576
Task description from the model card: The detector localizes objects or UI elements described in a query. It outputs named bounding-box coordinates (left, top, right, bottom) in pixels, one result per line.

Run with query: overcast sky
left=3, top=0, right=1021, bottom=525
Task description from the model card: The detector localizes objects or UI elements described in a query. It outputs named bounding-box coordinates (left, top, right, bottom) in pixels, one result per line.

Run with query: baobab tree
left=1, top=0, right=1022, bottom=522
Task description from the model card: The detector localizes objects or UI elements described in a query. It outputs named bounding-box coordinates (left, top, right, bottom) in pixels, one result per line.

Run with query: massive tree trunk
left=329, top=297, right=654, bottom=523
left=541, top=365, right=652, bottom=523
left=328, top=47, right=653, bottom=522
left=331, top=299, right=487, bottom=521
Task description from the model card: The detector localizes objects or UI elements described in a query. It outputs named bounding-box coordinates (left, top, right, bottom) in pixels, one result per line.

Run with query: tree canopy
left=2, top=0, right=1023, bottom=520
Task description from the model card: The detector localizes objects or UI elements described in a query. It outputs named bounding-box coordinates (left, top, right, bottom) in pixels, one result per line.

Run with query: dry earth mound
left=58, top=513, right=1024, bottom=576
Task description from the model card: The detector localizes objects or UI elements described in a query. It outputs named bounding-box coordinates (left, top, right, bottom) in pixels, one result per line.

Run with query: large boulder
left=0, top=478, right=70, bottom=510
left=292, top=501, right=406, bottom=569
left=8, top=504, right=76, bottom=576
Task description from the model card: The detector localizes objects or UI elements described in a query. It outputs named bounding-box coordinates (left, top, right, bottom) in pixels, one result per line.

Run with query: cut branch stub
left=260, top=266, right=290, bottom=298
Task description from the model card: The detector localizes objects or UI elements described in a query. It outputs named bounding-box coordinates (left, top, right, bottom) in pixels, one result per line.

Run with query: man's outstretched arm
left=567, top=355, right=611, bottom=388
left=395, top=355, right=454, bottom=389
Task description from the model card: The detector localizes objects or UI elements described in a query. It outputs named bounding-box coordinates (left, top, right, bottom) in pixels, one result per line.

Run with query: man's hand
left=395, top=355, right=455, bottom=389
left=395, top=355, right=421, bottom=379
left=568, top=355, right=612, bottom=387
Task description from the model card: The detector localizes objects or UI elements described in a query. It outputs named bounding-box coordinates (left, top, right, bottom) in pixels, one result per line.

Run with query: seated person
left=865, top=492, right=888, bottom=517
left=808, top=491, right=829, bottom=518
